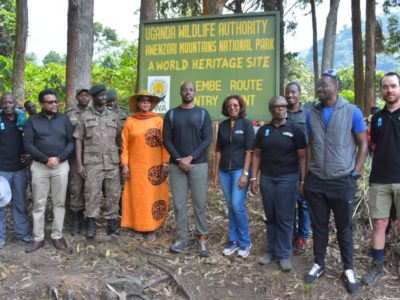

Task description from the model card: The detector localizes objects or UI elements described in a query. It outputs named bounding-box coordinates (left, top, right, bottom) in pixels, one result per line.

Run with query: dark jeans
left=293, top=192, right=310, bottom=239
left=304, top=172, right=356, bottom=270
left=0, top=169, right=30, bottom=242
left=260, top=172, right=298, bottom=259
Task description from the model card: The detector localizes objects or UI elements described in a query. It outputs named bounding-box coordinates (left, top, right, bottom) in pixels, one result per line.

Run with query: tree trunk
left=276, top=0, right=284, bottom=95
left=136, top=0, right=157, bottom=92
left=12, top=0, right=28, bottom=106
left=262, top=0, right=276, bottom=11
left=364, top=0, right=376, bottom=112
left=310, top=0, right=319, bottom=96
left=351, top=0, right=364, bottom=112
left=321, top=0, right=340, bottom=73
left=233, top=0, right=243, bottom=13
left=65, top=0, right=94, bottom=108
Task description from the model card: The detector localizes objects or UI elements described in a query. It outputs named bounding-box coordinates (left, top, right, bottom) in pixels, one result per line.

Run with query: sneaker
left=294, top=237, right=307, bottom=255
left=238, top=243, right=252, bottom=258
left=279, top=258, right=292, bottom=272
left=197, top=237, right=209, bottom=257
left=304, top=263, right=325, bottom=284
left=258, top=252, right=275, bottom=265
left=170, top=240, right=189, bottom=253
left=341, top=269, right=360, bottom=294
left=222, top=241, right=239, bottom=256
left=18, top=235, right=33, bottom=244
left=361, top=260, right=384, bottom=286
left=146, top=232, right=156, bottom=242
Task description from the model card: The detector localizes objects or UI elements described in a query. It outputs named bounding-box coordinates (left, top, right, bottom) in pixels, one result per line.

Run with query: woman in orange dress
left=120, top=90, right=169, bottom=241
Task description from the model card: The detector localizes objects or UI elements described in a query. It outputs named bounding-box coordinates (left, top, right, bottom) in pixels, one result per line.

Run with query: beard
left=182, top=97, right=194, bottom=103
left=42, top=108, right=56, bottom=116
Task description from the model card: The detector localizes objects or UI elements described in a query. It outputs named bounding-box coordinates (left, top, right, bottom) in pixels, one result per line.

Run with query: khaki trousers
left=31, top=160, right=69, bottom=241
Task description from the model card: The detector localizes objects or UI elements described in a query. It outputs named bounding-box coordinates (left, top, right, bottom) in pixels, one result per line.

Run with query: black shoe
left=361, top=260, right=384, bottom=286
left=107, top=219, right=120, bottom=236
left=341, top=269, right=360, bottom=294
left=71, top=210, right=83, bottom=236
left=86, top=218, right=96, bottom=239
left=304, top=263, right=325, bottom=284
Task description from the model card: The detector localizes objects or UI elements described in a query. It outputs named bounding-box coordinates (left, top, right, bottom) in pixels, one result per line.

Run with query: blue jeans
left=293, top=192, right=310, bottom=239
left=259, top=172, right=298, bottom=259
left=219, top=168, right=251, bottom=247
left=0, top=169, right=30, bottom=243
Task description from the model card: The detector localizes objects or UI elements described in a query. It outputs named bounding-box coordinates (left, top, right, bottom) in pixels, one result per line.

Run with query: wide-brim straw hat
left=0, top=176, right=11, bottom=208
left=128, top=90, right=160, bottom=112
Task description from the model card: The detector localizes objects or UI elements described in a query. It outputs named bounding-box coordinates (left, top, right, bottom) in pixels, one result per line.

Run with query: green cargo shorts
left=368, top=183, right=400, bottom=219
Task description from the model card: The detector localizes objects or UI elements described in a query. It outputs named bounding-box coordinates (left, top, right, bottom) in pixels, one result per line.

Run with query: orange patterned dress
left=120, top=113, right=169, bottom=232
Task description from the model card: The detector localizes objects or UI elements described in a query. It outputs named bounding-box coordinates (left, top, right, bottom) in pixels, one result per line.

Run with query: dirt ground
left=0, top=185, right=399, bottom=300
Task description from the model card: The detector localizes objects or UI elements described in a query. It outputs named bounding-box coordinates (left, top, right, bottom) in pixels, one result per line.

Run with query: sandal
left=133, top=232, right=144, bottom=242
left=146, top=232, right=156, bottom=242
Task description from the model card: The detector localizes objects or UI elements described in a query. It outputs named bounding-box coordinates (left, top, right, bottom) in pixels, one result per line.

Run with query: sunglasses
left=43, top=100, right=59, bottom=105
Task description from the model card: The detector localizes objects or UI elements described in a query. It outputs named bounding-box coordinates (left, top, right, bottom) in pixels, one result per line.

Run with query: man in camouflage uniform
left=65, top=88, right=91, bottom=235
left=74, top=84, right=121, bottom=239
left=106, top=89, right=130, bottom=126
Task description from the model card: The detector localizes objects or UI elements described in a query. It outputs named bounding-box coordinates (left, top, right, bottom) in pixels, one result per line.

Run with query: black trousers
left=304, top=172, right=356, bottom=270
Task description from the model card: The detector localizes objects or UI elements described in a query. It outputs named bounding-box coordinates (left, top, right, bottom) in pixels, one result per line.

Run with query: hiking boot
left=86, top=218, right=96, bottom=239
left=294, top=237, right=307, bottom=255
left=341, top=269, right=360, bottom=294
left=361, top=260, right=384, bottom=286
left=258, top=252, right=275, bottom=265
left=170, top=240, right=189, bottom=253
left=279, top=258, right=292, bottom=272
left=71, top=210, right=83, bottom=236
left=304, top=263, right=325, bottom=284
left=238, top=243, right=252, bottom=258
left=107, top=219, right=120, bottom=236
left=222, top=241, right=239, bottom=256
left=197, top=236, right=209, bottom=257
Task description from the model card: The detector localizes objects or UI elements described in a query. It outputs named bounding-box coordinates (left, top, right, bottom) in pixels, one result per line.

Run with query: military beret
left=89, top=84, right=107, bottom=96
left=106, top=89, right=117, bottom=100
left=76, top=88, right=89, bottom=96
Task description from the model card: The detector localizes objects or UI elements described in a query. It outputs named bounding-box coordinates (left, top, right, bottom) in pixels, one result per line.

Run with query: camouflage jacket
left=73, top=107, right=121, bottom=169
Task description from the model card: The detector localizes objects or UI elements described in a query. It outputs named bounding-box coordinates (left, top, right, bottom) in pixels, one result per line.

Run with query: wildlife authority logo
left=150, top=79, right=167, bottom=102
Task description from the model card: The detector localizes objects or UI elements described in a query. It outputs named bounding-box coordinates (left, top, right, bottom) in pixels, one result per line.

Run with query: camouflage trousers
left=68, top=159, right=85, bottom=211
left=84, top=166, right=120, bottom=219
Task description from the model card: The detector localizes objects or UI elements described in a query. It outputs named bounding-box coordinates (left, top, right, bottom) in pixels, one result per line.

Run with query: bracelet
left=250, top=177, right=257, bottom=181
left=163, top=163, right=168, bottom=167
left=300, top=181, right=304, bottom=184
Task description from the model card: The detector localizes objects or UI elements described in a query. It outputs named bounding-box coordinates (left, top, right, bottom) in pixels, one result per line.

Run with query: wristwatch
left=351, top=170, right=361, bottom=180
left=243, top=171, right=249, bottom=176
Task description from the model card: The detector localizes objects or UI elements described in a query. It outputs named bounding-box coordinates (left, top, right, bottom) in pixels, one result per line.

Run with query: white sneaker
left=237, top=243, right=252, bottom=258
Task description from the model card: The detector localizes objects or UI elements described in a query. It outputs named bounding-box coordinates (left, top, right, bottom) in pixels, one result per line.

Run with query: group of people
left=0, top=71, right=399, bottom=295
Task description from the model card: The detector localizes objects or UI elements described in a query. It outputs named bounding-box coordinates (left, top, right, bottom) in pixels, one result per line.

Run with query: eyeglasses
left=271, top=105, right=288, bottom=110
left=43, top=100, right=58, bottom=105
left=226, top=104, right=239, bottom=108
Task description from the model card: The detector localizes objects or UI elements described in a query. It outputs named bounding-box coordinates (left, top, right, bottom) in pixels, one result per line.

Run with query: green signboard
left=138, top=12, right=280, bottom=121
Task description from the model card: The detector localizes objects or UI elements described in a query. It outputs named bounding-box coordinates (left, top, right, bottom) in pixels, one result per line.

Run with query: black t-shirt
left=369, top=107, right=400, bottom=183
left=255, top=121, right=306, bottom=176
left=216, top=117, right=255, bottom=171
left=0, top=113, right=26, bottom=171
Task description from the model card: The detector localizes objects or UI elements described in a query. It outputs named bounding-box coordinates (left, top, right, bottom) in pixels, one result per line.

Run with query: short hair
left=24, top=100, right=34, bottom=108
left=268, top=96, right=287, bottom=110
left=0, top=92, right=16, bottom=103
left=38, top=88, right=56, bottom=103
left=221, top=95, right=247, bottom=118
left=180, top=81, right=195, bottom=91
left=370, top=106, right=380, bottom=115
left=380, top=71, right=400, bottom=87
left=285, top=82, right=302, bottom=94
